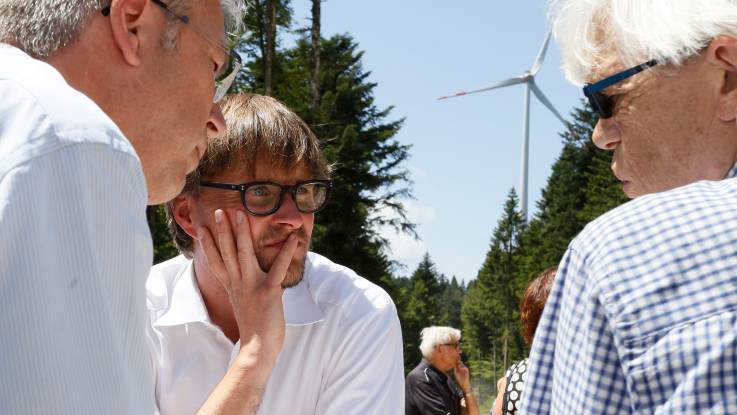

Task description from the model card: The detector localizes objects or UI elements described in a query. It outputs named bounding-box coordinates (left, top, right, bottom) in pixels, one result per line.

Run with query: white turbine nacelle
left=438, top=30, right=570, bottom=221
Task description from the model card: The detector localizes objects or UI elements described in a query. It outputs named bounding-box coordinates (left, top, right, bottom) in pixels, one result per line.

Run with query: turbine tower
left=438, top=31, right=569, bottom=221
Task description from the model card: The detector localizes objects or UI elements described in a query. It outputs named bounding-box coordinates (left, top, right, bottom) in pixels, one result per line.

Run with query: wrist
left=235, top=342, right=278, bottom=370
left=238, top=334, right=282, bottom=360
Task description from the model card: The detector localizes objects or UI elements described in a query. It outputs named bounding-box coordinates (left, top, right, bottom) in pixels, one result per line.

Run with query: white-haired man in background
left=0, top=1, right=291, bottom=413
left=522, top=1, right=737, bottom=413
left=405, top=326, right=480, bottom=415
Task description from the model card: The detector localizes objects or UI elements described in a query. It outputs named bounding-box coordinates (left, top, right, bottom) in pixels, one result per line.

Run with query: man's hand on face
left=197, top=208, right=298, bottom=363
left=453, top=358, right=473, bottom=393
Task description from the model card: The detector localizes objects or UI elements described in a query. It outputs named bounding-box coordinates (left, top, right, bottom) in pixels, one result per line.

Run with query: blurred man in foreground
left=523, top=1, right=737, bottom=413
left=0, top=0, right=294, bottom=413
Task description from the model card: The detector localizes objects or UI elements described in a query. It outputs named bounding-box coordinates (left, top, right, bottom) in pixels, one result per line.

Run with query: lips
left=259, top=226, right=310, bottom=252
left=263, top=238, right=288, bottom=249
left=610, top=160, right=627, bottom=183
left=263, top=236, right=307, bottom=249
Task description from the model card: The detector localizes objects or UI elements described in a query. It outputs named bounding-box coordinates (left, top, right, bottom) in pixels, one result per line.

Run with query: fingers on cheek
left=236, top=210, right=246, bottom=226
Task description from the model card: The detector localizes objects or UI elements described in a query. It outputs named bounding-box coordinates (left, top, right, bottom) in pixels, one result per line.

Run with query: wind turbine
left=438, top=31, right=569, bottom=221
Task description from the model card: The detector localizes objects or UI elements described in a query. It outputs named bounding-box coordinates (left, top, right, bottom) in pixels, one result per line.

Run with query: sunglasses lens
left=589, top=91, right=613, bottom=119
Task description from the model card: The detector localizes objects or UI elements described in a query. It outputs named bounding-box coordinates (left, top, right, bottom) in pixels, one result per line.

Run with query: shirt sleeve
left=315, top=295, right=405, bottom=414
left=145, top=308, right=163, bottom=415
left=520, top=247, right=630, bottom=414
left=0, top=141, right=155, bottom=414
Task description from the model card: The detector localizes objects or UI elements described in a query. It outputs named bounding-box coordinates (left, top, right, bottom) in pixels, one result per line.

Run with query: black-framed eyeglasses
left=199, top=180, right=333, bottom=217
left=583, top=59, right=658, bottom=119
left=101, top=0, right=241, bottom=103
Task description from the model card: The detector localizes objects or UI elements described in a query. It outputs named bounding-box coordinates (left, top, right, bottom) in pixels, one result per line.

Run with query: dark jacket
left=405, top=359, right=462, bottom=415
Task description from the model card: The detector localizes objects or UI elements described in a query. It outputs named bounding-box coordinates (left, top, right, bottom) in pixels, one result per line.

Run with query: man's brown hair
left=166, top=93, right=331, bottom=258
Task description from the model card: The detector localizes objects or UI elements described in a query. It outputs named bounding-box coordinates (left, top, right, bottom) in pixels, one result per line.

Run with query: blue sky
left=287, top=1, right=585, bottom=283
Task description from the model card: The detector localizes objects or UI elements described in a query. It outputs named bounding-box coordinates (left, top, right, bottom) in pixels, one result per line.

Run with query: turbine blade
left=437, top=76, right=527, bottom=100
left=530, top=30, right=552, bottom=76
left=530, top=82, right=569, bottom=127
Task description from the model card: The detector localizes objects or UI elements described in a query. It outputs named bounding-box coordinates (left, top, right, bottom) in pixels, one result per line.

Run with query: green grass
left=476, top=391, right=495, bottom=414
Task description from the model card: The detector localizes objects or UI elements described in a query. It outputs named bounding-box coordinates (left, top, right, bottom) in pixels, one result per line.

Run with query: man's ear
left=706, top=36, right=737, bottom=122
left=107, top=0, right=154, bottom=67
left=171, top=195, right=198, bottom=239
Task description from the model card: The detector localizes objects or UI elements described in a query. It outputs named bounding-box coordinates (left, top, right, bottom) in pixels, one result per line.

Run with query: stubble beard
left=254, top=226, right=311, bottom=289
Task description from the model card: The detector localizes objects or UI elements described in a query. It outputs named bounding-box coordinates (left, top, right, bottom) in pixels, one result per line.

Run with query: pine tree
left=462, top=189, right=526, bottom=384
left=398, top=253, right=447, bottom=371
left=266, top=33, right=414, bottom=288
left=438, top=276, right=465, bottom=329
left=310, top=0, right=321, bottom=117
left=146, top=205, right=178, bottom=264
left=515, top=100, right=626, bottom=293
left=235, top=0, right=293, bottom=96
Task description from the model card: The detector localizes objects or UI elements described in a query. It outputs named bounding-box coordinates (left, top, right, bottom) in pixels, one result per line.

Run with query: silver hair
left=0, top=0, right=245, bottom=58
left=549, top=0, right=737, bottom=85
left=419, top=326, right=461, bottom=359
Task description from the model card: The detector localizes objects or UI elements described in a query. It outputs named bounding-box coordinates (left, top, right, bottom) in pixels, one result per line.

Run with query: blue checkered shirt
left=521, top=166, right=737, bottom=414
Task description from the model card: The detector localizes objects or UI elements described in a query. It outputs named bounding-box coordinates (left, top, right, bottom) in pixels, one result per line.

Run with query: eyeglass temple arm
left=199, top=181, right=242, bottom=191
left=583, top=59, right=658, bottom=96
left=102, top=0, right=189, bottom=23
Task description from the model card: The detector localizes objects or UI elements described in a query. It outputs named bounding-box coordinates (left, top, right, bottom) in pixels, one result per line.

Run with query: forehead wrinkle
left=589, top=50, right=658, bottom=96
left=253, top=163, right=312, bottom=184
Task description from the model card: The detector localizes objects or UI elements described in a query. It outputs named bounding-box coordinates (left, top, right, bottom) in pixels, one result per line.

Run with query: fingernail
left=287, top=233, right=296, bottom=242
left=214, top=210, right=223, bottom=224
left=236, top=210, right=245, bottom=224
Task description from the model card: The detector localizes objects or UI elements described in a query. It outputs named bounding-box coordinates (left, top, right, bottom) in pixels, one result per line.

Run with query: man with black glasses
left=147, top=93, right=404, bottom=415
left=521, top=1, right=737, bottom=414
left=0, top=0, right=285, bottom=414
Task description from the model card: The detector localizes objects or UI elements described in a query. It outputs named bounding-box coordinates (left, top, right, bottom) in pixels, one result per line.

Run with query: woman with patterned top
left=491, top=266, right=557, bottom=415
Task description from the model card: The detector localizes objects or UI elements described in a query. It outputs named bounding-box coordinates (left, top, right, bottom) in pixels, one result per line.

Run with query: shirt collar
left=0, top=43, right=22, bottom=56
left=153, top=260, right=211, bottom=327
left=283, top=270, right=324, bottom=325
left=421, top=358, right=448, bottom=380
left=153, top=256, right=324, bottom=327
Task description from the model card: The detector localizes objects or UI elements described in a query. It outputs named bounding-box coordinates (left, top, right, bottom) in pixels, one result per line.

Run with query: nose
left=591, top=117, right=621, bottom=150
left=206, top=102, right=227, bottom=138
left=270, top=193, right=304, bottom=229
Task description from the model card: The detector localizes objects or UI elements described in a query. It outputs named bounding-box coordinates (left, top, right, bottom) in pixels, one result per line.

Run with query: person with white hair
left=521, top=1, right=737, bottom=413
left=0, top=1, right=292, bottom=413
left=405, top=326, right=480, bottom=415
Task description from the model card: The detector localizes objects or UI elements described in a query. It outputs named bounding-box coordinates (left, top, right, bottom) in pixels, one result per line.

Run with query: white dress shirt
left=0, top=44, right=154, bottom=413
left=147, top=252, right=405, bottom=414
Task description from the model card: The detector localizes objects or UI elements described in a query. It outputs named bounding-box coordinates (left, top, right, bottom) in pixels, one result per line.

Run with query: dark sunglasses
left=583, top=59, right=658, bottom=119
left=199, top=179, right=333, bottom=217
